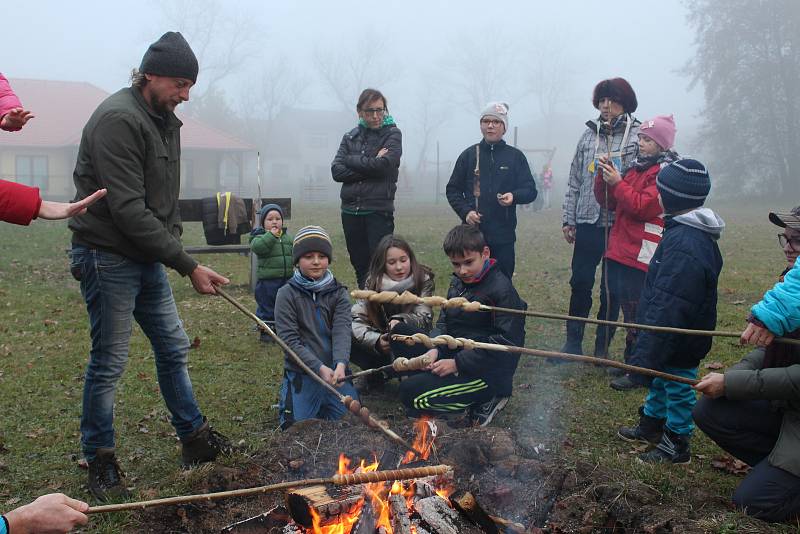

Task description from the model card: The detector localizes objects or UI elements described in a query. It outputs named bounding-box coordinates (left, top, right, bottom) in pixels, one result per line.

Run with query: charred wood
left=389, top=494, right=412, bottom=534
left=450, top=491, right=499, bottom=534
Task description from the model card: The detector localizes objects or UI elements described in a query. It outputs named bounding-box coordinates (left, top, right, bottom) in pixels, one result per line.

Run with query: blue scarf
left=292, top=268, right=335, bottom=293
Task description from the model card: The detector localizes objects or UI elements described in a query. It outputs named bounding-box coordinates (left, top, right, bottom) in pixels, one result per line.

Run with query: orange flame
left=402, top=418, right=434, bottom=464
left=308, top=419, right=442, bottom=534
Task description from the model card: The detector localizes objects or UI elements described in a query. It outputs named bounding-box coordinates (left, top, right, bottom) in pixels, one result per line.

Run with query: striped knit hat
left=292, top=225, right=333, bottom=264
left=656, top=159, right=711, bottom=214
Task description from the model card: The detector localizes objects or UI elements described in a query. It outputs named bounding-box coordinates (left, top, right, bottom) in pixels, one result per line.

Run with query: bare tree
left=442, top=33, right=526, bottom=114
left=524, top=34, right=578, bottom=144
left=313, top=32, right=396, bottom=112
left=686, top=0, right=800, bottom=196
left=150, top=0, right=262, bottom=106
left=240, top=54, right=310, bottom=122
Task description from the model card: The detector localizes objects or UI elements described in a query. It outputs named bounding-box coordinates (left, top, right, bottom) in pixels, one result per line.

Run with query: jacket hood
left=672, top=208, right=725, bottom=239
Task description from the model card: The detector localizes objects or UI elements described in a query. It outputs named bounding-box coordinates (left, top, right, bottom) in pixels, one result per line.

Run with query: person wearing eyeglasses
left=331, top=88, right=402, bottom=289
left=445, top=102, right=537, bottom=279
left=693, top=206, right=800, bottom=523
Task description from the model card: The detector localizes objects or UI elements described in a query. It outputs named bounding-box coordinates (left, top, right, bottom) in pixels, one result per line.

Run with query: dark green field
left=0, top=201, right=793, bottom=532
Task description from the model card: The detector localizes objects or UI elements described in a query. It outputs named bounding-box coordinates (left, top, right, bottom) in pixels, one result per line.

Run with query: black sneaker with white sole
left=638, top=428, right=691, bottom=464
left=470, top=397, right=510, bottom=427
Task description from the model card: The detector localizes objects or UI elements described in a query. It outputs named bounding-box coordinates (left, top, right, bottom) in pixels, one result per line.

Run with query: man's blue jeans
left=70, top=246, right=204, bottom=460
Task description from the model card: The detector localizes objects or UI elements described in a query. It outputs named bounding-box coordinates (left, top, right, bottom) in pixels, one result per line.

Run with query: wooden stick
left=214, top=287, right=423, bottom=458
left=87, top=465, right=451, bottom=514
left=353, top=290, right=800, bottom=347
left=392, top=333, right=699, bottom=386
left=337, top=353, right=435, bottom=383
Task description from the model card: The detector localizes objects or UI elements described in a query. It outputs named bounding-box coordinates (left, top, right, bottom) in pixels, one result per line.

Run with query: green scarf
left=358, top=115, right=396, bottom=128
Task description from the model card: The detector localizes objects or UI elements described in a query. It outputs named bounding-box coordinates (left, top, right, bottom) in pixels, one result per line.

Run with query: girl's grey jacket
left=351, top=273, right=434, bottom=356
left=275, top=276, right=352, bottom=374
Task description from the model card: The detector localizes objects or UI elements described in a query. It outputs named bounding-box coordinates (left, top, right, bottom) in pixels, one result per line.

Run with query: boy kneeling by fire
left=394, top=224, right=527, bottom=426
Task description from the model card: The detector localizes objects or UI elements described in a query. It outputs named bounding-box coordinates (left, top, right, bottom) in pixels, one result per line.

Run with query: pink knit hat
left=638, top=114, right=676, bottom=150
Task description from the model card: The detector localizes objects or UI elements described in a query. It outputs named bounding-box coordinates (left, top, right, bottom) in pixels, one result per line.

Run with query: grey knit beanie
left=140, top=32, right=199, bottom=83
left=480, top=102, right=509, bottom=132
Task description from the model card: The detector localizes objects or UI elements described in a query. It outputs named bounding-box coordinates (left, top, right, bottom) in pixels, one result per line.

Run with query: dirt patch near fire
left=132, top=415, right=749, bottom=533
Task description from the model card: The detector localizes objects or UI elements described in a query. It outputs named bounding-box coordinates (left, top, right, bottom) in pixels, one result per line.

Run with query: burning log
left=389, top=494, right=412, bottom=534
left=415, top=495, right=467, bottom=534
left=450, top=491, right=499, bottom=534
left=285, top=484, right=364, bottom=528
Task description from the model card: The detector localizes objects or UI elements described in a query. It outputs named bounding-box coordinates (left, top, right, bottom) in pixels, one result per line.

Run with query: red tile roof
left=3, top=78, right=254, bottom=151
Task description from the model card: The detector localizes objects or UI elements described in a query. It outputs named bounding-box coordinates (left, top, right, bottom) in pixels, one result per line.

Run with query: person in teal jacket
left=250, top=203, right=293, bottom=341
left=744, top=260, right=800, bottom=345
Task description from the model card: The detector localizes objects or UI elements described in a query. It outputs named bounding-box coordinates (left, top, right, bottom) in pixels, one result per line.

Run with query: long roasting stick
left=215, top=287, right=422, bottom=458
left=87, top=465, right=450, bottom=514
left=354, top=290, right=800, bottom=347
left=392, top=333, right=699, bottom=386
left=336, top=353, right=435, bottom=383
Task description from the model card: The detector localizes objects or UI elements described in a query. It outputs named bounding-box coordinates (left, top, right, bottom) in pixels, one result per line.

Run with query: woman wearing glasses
left=693, top=206, right=800, bottom=523
left=331, top=88, right=402, bottom=289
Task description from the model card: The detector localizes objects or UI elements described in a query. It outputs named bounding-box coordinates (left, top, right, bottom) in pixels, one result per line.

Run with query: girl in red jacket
left=594, top=115, right=678, bottom=390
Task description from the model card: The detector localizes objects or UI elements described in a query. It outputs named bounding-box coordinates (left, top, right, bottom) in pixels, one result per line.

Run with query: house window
left=15, top=156, right=49, bottom=190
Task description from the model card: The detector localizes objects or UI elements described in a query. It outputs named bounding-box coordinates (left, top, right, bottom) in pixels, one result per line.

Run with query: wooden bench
left=179, top=197, right=292, bottom=290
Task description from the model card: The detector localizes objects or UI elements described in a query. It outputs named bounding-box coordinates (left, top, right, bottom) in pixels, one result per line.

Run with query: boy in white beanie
left=445, top=102, right=537, bottom=278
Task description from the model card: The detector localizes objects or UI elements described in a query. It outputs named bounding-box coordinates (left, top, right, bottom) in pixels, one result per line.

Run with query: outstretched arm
left=38, top=188, right=108, bottom=220
left=4, top=493, right=89, bottom=534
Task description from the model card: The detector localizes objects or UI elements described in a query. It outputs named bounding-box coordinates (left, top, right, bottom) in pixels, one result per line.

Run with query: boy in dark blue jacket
left=396, top=224, right=527, bottom=426
left=616, top=159, right=724, bottom=464
left=445, top=102, right=537, bottom=278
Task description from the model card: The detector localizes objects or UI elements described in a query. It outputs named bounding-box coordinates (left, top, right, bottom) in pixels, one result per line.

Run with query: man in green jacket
left=68, top=32, right=230, bottom=502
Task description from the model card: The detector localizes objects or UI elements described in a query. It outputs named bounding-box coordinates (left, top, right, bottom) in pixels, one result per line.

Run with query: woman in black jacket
left=331, top=88, right=402, bottom=288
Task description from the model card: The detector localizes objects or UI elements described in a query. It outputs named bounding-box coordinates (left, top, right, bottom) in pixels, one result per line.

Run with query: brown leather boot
left=180, top=418, right=231, bottom=467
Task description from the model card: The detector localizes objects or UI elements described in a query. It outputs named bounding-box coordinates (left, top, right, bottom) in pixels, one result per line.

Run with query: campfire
left=286, top=418, right=453, bottom=534
left=223, top=419, right=517, bottom=534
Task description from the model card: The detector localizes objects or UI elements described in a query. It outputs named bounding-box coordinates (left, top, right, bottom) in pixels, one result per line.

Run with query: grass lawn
left=0, top=199, right=794, bottom=532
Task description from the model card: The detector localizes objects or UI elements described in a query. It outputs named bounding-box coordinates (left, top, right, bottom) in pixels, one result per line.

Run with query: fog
left=3, top=0, right=783, bottom=202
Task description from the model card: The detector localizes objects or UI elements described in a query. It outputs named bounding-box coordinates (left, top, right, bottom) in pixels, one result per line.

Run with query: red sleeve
left=0, top=74, right=24, bottom=131
left=593, top=171, right=617, bottom=210
left=0, top=179, right=42, bottom=225
left=612, top=174, right=662, bottom=221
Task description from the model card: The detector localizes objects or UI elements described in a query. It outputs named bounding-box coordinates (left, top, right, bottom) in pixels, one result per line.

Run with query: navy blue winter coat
left=629, top=209, right=724, bottom=372
left=446, top=139, right=537, bottom=245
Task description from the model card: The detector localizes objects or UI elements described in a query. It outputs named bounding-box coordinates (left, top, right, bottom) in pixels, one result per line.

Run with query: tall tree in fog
left=152, top=0, right=260, bottom=108
left=313, top=32, right=395, bottom=112
left=686, top=0, right=800, bottom=196
left=444, top=34, right=524, bottom=113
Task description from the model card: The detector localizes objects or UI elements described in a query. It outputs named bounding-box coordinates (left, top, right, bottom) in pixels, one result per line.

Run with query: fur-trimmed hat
left=656, top=159, right=711, bottom=214
left=292, top=225, right=333, bottom=264
left=140, top=31, right=199, bottom=83
left=592, top=78, right=638, bottom=113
